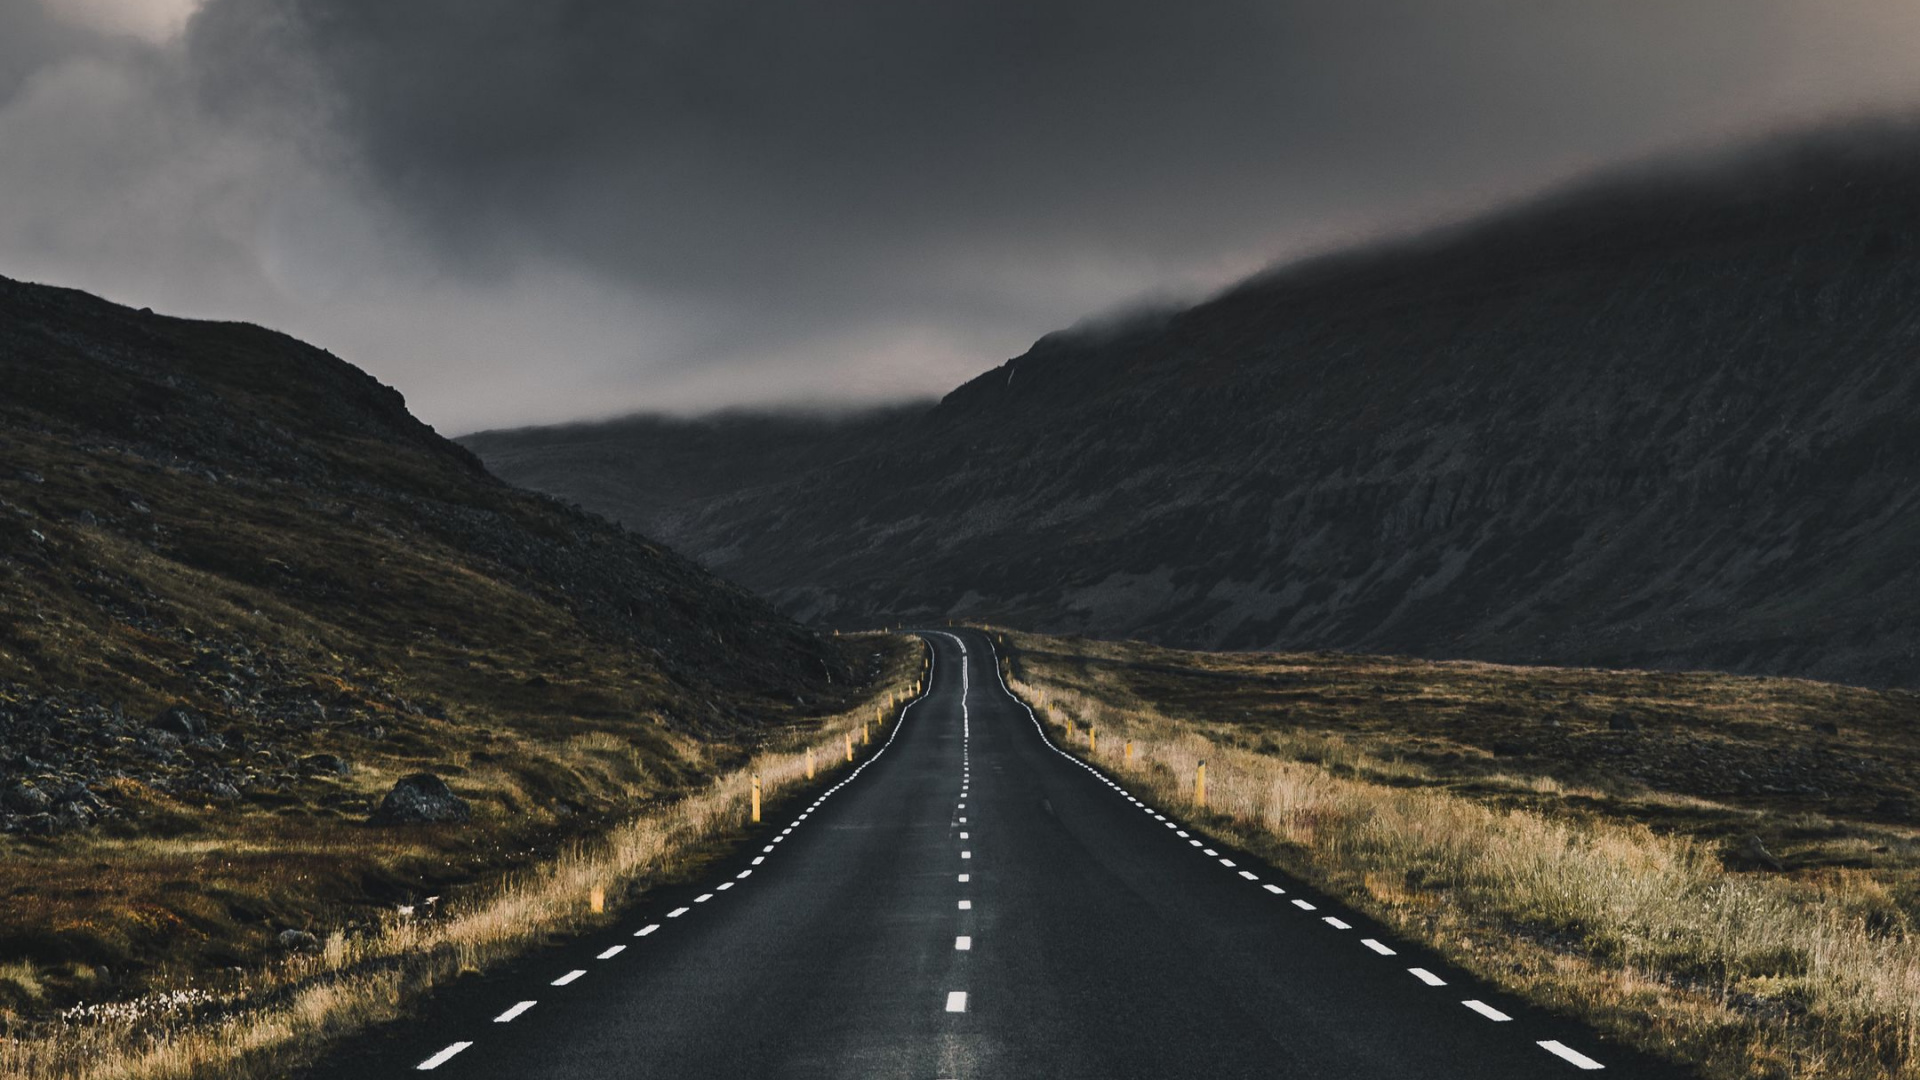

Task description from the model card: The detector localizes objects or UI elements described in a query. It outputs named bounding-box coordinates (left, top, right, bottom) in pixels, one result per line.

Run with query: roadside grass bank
left=0, top=635, right=926, bottom=1080
left=994, top=628, right=1920, bottom=1080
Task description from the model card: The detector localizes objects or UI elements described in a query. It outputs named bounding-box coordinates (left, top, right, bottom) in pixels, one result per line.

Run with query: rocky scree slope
left=0, top=275, right=870, bottom=1008
left=467, top=125, right=1920, bottom=688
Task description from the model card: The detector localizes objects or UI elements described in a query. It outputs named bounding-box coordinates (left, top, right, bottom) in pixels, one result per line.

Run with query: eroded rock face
left=368, top=772, right=470, bottom=825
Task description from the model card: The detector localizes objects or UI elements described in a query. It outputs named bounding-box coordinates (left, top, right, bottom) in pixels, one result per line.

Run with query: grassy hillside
left=998, top=628, right=1920, bottom=1079
left=0, top=275, right=917, bottom=1074
left=468, top=121, right=1920, bottom=688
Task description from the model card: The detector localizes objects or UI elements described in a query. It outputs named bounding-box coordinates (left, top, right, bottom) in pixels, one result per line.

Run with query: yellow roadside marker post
left=1089, top=728, right=1097, bottom=754
left=1196, top=761, right=1208, bottom=809
left=845, top=732, right=854, bottom=762
left=1065, top=719, right=1074, bottom=741
left=590, top=885, right=605, bottom=914
left=1125, top=739, right=1133, bottom=763
left=751, top=774, right=761, bottom=824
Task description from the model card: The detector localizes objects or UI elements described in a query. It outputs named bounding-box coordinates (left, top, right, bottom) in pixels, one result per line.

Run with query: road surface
left=303, top=629, right=1685, bottom=1079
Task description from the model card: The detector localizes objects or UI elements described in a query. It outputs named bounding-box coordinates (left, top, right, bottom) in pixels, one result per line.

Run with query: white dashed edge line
left=416, top=1042, right=471, bottom=1070
left=1463, top=1000, right=1513, bottom=1022
left=972, top=631, right=1608, bottom=1072
left=444, top=641, right=944, bottom=1068
left=492, top=1001, right=535, bottom=1023
left=1538, top=1040, right=1606, bottom=1070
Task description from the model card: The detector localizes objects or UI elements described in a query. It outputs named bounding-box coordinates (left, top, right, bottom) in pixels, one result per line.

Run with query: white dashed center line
left=551, top=969, right=586, bottom=986
left=694, top=893, right=714, bottom=903
left=634, top=924, right=660, bottom=937
left=1263, top=884, right=1286, bottom=895
left=597, top=944, right=626, bottom=959
left=958, top=900, right=972, bottom=909
left=1322, top=917, right=1351, bottom=930
left=961, top=851, right=972, bottom=859
left=494, top=1000, right=536, bottom=1023
left=1291, top=899, right=1317, bottom=911
left=958, top=873, right=970, bottom=882
left=416, top=1042, right=472, bottom=1071
left=955, top=936, right=972, bottom=951
left=1538, top=1040, right=1606, bottom=1070
left=1409, top=968, right=1447, bottom=987
left=1361, top=938, right=1395, bottom=956
left=945, top=991, right=969, bottom=1012
left=960, top=831, right=969, bottom=839
left=667, top=907, right=690, bottom=918
left=1237, top=870, right=1258, bottom=881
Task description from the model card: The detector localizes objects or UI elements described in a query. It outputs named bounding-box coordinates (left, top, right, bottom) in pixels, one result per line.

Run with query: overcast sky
left=6, top=0, right=1920, bottom=432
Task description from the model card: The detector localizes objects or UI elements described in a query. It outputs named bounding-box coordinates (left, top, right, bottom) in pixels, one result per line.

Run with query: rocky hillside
left=464, top=123, right=1920, bottom=688
left=0, top=275, right=880, bottom=1008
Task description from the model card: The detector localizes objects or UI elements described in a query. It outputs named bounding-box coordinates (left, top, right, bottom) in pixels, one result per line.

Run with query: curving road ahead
left=303, top=629, right=1686, bottom=1079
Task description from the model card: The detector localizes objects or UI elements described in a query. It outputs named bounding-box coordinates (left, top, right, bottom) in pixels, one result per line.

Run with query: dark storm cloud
left=7, top=1, right=1920, bottom=429
left=183, top=0, right=1871, bottom=315
left=0, top=0, right=80, bottom=102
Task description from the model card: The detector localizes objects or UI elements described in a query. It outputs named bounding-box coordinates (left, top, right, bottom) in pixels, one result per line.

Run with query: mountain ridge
left=463, top=122, right=1920, bottom=687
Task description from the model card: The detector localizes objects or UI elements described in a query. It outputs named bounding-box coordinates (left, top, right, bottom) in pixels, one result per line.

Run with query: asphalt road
left=304, top=629, right=1689, bottom=1079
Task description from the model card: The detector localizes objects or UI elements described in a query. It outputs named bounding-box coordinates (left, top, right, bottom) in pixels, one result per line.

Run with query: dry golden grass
left=0, top=644, right=928, bottom=1080
left=998, top=629, right=1920, bottom=1080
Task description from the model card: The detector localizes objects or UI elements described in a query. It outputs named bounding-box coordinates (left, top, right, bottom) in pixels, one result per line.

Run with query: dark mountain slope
left=466, top=124, right=1920, bottom=687
left=460, top=405, right=923, bottom=547
left=0, top=275, right=883, bottom=1007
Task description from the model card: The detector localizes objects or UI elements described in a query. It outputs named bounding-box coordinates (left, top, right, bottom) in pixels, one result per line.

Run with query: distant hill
left=461, top=406, right=924, bottom=550
left=462, top=123, right=1920, bottom=688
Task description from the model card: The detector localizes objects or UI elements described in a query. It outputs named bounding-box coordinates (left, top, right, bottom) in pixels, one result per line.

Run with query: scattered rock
left=2, top=782, right=51, bottom=815
left=300, top=753, right=351, bottom=776
left=52, top=802, right=95, bottom=831
left=150, top=705, right=209, bottom=742
left=368, top=772, right=471, bottom=825
left=277, top=929, right=319, bottom=952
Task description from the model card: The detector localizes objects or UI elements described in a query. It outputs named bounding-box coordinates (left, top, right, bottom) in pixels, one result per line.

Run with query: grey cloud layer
left=5, top=0, right=1920, bottom=429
